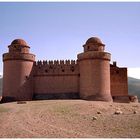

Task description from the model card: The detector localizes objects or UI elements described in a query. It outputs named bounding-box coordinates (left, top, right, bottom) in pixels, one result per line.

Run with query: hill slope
left=0, top=100, right=139, bottom=138
left=128, top=77, right=140, bottom=100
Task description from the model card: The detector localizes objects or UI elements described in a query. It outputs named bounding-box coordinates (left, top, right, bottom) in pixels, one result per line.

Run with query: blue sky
left=0, top=2, right=140, bottom=75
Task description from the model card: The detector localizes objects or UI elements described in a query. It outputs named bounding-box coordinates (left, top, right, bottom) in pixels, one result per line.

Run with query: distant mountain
left=0, top=77, right=140, bottom=100
left=128, top=77, right=140, bottom=100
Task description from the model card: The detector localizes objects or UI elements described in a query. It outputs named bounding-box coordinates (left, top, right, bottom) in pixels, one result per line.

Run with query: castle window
left=45, top=69, right=48, bottom=73
left=112, top=96, right=115, bottom=100
left=25, top=75, right=29, bottom=80
left=87, top=46, right=89, bottom=50
left=71, top=66, right=75, bottom=72
left=116, top=70, right=119, bottom=74
left=50, top=66, right=53, bottom=69
left=62, top=69, right=65, bottom=72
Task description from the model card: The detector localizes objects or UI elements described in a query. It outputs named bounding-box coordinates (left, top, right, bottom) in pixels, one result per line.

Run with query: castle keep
left=2, top=37, right=135, bottom=102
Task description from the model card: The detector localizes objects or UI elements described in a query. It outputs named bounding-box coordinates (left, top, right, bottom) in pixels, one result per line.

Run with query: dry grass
left=0, top=100, right=140, bottom=138
left=0, top=105, right=10, bottom=113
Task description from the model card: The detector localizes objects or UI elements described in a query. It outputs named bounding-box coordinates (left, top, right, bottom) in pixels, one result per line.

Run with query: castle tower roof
left=83, top=37, right=105, bottom=52
left=85, top=37, right=105, bottom=46
left=10, top=39, right=29, bottom=47
left=8, top=39, right=30, bottom=53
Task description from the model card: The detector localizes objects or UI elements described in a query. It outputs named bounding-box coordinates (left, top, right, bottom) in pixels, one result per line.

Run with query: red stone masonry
left=1, top=37, right=137, bottom=103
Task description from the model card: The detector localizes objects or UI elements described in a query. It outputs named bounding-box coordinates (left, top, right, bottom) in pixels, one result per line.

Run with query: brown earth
left=0, top=100, right=140, bottom=138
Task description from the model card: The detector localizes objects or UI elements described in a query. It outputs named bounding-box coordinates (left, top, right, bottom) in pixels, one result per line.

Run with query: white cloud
left=128, top=68, right=140, bottom=79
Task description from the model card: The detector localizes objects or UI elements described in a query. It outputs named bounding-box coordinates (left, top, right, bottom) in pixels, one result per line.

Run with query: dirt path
left=0, top=100, right=140, bottom=138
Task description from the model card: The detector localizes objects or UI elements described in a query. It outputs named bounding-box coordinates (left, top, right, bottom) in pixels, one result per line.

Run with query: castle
left=1, top=37, right=137, bottom=103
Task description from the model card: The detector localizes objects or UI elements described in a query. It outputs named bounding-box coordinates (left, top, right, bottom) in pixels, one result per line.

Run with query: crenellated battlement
left=33, top=60, right=79, bottom=76
left=110, top=66, right=127, bottom=75
left=34, top=59, right=78, bottom=66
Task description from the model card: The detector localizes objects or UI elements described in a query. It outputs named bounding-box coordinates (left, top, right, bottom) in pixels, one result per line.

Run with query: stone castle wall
left=77, top=51, right=112, bottom=101
left=3, top=60, right=34, bottom=100
left=32, top=59, right=128, bottom=100
left=110, top=66, right=128, bottom=96
left=33, top=60, right=80, bottom=99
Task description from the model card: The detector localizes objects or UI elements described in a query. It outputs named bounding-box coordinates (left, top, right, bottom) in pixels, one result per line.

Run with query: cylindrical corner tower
left=78, top=37, right=112, bottom=101
left=2, top=39, right=35, bottom=102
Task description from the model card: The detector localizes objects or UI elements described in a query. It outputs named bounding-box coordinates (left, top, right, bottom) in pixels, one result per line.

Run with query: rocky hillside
left=128, top=77, right=140, bottom=100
